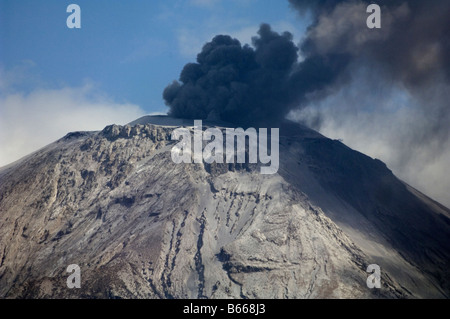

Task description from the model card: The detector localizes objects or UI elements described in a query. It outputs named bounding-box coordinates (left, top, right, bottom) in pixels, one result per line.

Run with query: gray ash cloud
left=289, top=0, right=450, bottom=149
left=291, top=0, right=450, bottom=87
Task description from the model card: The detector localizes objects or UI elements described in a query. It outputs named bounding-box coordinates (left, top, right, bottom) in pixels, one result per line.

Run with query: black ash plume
left=163, top=23, right=348, bottom=127
left=164, top=0, right=450, bottom=133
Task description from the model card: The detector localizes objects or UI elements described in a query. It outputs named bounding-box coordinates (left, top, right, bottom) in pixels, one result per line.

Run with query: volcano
left=0, top=116, right=448, bottom=298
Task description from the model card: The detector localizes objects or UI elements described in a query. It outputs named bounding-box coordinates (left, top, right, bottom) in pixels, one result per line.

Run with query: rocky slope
left=0, top=117, right=448, bottom=298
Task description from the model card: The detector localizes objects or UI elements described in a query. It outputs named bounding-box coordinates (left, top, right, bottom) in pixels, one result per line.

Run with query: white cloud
left=0, top=60, right=41, bottom=92
left=0, top=83, right=145, bottom=167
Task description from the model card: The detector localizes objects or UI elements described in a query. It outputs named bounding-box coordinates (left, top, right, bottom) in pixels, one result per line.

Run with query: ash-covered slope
left=0, top=117, right=448, bottom=298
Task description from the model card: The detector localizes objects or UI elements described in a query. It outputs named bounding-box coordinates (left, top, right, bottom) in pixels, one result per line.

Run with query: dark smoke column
left=163, top=24, right=347, bottom=127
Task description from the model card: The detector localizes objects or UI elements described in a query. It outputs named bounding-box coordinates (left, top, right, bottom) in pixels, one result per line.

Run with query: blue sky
left=0, top=0, right=310, bottom=166
left=0, top=0, right=309, bottom=111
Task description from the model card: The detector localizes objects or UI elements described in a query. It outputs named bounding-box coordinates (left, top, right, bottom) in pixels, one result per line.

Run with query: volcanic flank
left=0, top=116, right=448, bottom=298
